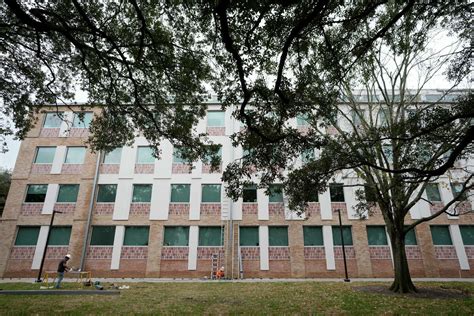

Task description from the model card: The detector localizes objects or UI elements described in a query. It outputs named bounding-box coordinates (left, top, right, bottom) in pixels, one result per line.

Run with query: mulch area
left=353, top=285, right=471, bottom=299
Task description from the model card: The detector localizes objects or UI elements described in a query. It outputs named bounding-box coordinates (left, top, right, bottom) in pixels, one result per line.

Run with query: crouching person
left=55, top=254, right=71, bottom=289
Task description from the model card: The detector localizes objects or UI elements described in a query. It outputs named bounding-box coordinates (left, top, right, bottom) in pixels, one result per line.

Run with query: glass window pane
left=450, top=183, right=467, bottom=201
left=170, top=184, right=190, bottom=203
left=203, top=146, right=222, bottom=164
left=202, top=184, right=221, bottom=203
left=64, top=147, right=86, bottom=164
left=243, top=184, right=257, bottom=203
left=332, top=226, right=353, bottom=245
left=269, top=226, right=288, bottom=246
left=173, top=147, right=191, bottom=164
left=35, top=147, right=56, bottom=163
left=269, top=184, right=284, bottom=203
left=90, top=226, right=116, bottom=245
left=329, top=183, right=345, bottom=202
left=240, top=227, right=259, bottom=246
left=163, top=226, right=189, bottom=246
left=97, top=184, right=117, bottom=202
left=124, top=226, right=149, bottom=246
left=137, top=146, right=154, bottom=164
left=43, top=112, right=63, bottom=128
left=49, top=226, right=71, bottom=246
left=132, top=185, right=152, bottom=203
left=199, top=227, right=222, bottom=246
left=297, top=114, right=309, bottom=126
left=103, top=148, right=122, bottom=164
left=57, top=184, right=79, bottom=202
left=15, top=227, right=40, bottom=245
left=303, top=226, right=324, bottom=246
left=25, top=185, right=48, bottom=202
left=207, top=111, right=225, bottom=127
left=72, top=112, right=93, bottom=128
left=430, top=225, right=453, bottom=245
left=460, top=226, right=474, bottom=245
left=405, top=227, right=417, bottom=245
left=426, top=183, right=442, bottom=202
left=301, top=149, right=315, bottom=164
left=367, top=226, right=388, bottom=245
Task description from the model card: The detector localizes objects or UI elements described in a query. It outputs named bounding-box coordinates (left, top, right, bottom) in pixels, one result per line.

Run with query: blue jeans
left=55, top=272, right=64, bottom=289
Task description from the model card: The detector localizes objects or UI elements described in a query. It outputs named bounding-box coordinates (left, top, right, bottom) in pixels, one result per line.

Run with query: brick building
left=1, top=93, right=473, bottom=279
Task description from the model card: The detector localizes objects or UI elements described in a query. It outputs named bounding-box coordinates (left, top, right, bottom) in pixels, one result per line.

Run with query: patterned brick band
left=242, top=203, right=258, bottom=215
left=86, top=246, right=113, bottom=259
left=405, top=245, right=422, bottom=260
left=202, top=163, right=222, bottom=174
left=269, top=203, right=285, bottom=216
left=331, top=203, right=347, bottom=214
left=240, top=247, right=260, bottom=260
left=100, top=164, right=119, bottom=174
left=121, top=246, right=148, bottom=259
left=369, top=246, right=391, bottom=260
left=10, top=247, right=35, bottom=260
left=31, top=164, right=52, bottom=174
left=94, top=203, right=114, bottom=215
left=269, top=247, right=290, bottom=260
left=54, top=203, right=76, bottom=214
left=305, top=202, right=320, bottom=217
left=304, top=246, right=326, bottom=259
left=169, top=203, right=190, bottom=215
left=61, top=164, right=83, bottom=174
left=434, top=246, right=458, bottom=259
left=297, top=126, right=310, bottom=135
left=46, top=246, right=69, bottom=259
left=21, top=203, right=43, bottom=216
left=129, top=203, right=150, bottom=216
left=197, top=247, right=224, bottom=259
left=172, top=163, right=191, bottom=174
left=134, top=164, right=154, bottom=174
left=333, top=246, right=356, bottom=259
left=40, top=128, right=60, bottom=137
left=68, top=128, right=89, bottom=137
left=161, top=247, right=189, bottom=260
left=206, top=127, right=225, bottom=136
left=200, top=203, right=221, bottom=216
left=465, top=246, right=474, bottom=259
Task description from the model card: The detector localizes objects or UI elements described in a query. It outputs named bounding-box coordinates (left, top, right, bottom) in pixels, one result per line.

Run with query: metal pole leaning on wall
left=36, top=210, right=62, bottom=282
left=337, top=209, right=350, bottom=282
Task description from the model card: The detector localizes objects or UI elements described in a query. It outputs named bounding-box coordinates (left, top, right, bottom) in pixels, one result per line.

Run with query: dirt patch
left=353, top=285, right=471, bottom=299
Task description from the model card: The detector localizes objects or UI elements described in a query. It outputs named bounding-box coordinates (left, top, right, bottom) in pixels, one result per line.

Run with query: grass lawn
left=0, top=281, right=472, bottom=314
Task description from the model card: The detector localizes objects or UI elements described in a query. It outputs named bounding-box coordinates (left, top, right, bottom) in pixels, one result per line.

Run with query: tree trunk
left=389, top=232, right=417, bottom=293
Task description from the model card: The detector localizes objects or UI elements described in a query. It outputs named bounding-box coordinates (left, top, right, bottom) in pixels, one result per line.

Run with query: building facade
left=1, top=96, right=474, bottom=279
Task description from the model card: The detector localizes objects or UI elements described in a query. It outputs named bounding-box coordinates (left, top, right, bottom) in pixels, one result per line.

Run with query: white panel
left=439, top=180, right=458, bottom=219
left=224, top=109, right=233, bottom=135
left=189, top=180, right=201, bottom=220
left=386, top=230, right=394, bottom=267
left=344, top=185, right=359, bottom=219
left=42, top=184, right=59, bottom=215
left=188, top=226, right=199, bottom=270
left=155, top=141, right=173, bottom=178
left=196, top=117, right=206, bottom=135
left=191, top=161, right=202, bottom=178
left=59, top=111, right=73, bottom=137
left=119, top=146, right=135, bottom=178
left=323, top=226, right=335, bottom=270
left=150, top=179, right=170, bottom=220
left=233, top=197, right=243, bottom=220
left=320, top=190, right=332, bottom=220
left=221, top=188, right=230, bottom=220
left=110, top=226, right=125, bottom=270
left=449, top=225, right=470, bottom=270
left=259, top=226, right=269, bottom=270
left=221, top=138, right=232, bottom=169
left=50, top=146, right=66, bottom=174
left=31, top=226, right=50, bottom=269
left=417, top=192, right=432, bottom=218
left=113, top=180, right=133, bottom=220
left=257, top=189, right=269, bottom=221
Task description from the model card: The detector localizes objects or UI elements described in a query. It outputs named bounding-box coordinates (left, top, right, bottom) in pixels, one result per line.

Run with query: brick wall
left=297, top=126, right=310, bottom=135
left=61, top=164, right=83, bottom=174
left=86, top=246, right=113, bottom=259
left=45, top=246, right=69, bottom=259
left=39, top=128, right=60, bottom=137
left=129, top=203, right=150, bottom=216
left=430, top=202, right=444, bottom=215
left=134, top=164, right=154, bottom=174
left=172, top=163, right=191, bottom=173
left=269, top=203, right=285, bottom=217
left=240, top=247, right=260, bottom=260
left=305, top=202, right=320, bottom=217
left=121, top=246, right=148, bottom=259
left=161, top=247, right=189, bottom=260
left=206, top=127, right=225, bottom=136
left=369, top=246, right=391, bottom=259
left=405, top=245, right=423, bottom=260
left=197, top=247, right=224, bottom=259
left=53, top=203, right=76, bottom=214
left=331, top=203, right=347, bottom=215
left=68, top=128, right=89, bottom=137
left=94, top=203, right=114, bottom=215
left=333, top=246, right=356, bottom=259
left=100, top=164, right=119, bottom=174
left=202, top=163, right=222, bottom=173
left=434, top=246, right=458, bottom=259
left=304, top=246, right=325, bottom=259
left=465, top=246, right=474, bottom=259
left=9, top=246, right=36, bottom=260
left=21, top=203, right=43, bottom=216
left=31, top=164, right=52, bottom=174
left=200, top=203, right=221, bottom=216
left=169, top=203, right=189, bottom=216
left=242, top=203, right=258, bottom=215
left=269, top=247, right=290, bottom=260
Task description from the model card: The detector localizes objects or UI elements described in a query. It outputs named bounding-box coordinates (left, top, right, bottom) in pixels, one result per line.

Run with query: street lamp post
left=36, top=210, right=62, bottom=283
left=336, top=209, right=350, bottom=282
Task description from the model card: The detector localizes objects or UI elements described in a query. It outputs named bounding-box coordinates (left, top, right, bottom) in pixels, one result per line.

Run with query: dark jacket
left=57, top=258, right=68, bottom=273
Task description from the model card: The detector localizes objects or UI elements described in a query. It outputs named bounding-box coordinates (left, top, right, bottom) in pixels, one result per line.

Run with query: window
left=269, top=226, right=288, bottom=246
left=426, top=183, right=442, bottom=202
left=163, top=226, right=189, bottom=246
left=296, top=114, right=309, bottom=126
left=450, top=183, right=467, bottom=201
left=124, top=226, right=149, bottom=246
left=34, top=147, right=56, bottom=164
left=332, top=226, right=353, bottom=245
left=460, top=226, right=474, bottom=245
left=405, top=227, right=417, bottom=245
left=57, top=184, right=79, bottom=203
left=64, top=147, right=86, bottom=164
left=43, top=112, right=63, bottom=128
left=136, top=146, right=154, bottom=164
left=306, top=192, right=319, bottom=202
left=201, top=184, right=221, bottom=203
left=269, top=184, right=284, bottom=203
left=49, top=226, right=71, bottom=246
left=203, top=146, right=222, bottom=164
left=132, top=184, right=152, bottom=203
left=240, top=227, right=259, bottom=246
left=301, top=149, right=315, bottom=164
left=96, top=184, right=117, bottom=202
left=72, top=112, right=93, bottom=128
left=430, top=225, right=452, bottom=245
left=243, top=184, right=257, bottom=203
left=377, top=108, right=389, bottom=126
left=303, top=226, right=323, bottom=246
left=170, top=184, right=190, bottom=203
left=351, top=110, right=365, bottom=127
left=25, top=184, right=48, bottom=203
left=329, top=183, right=345, bottom=202
left=207, top=111, right=225, bottom=127
left=15, top=227, right=40, bottom=246
left=199, top=227, right=222, bottom=246
left=382, top=144, right=393, bottom=163
left=367, top=226, right=388, bottom=245
left=364, top=185, right=377, bottom=202
left=173, top=147, right=189, bottom=164
left=103, top=148, right=122, bottom=164
left=90, top=226, right=115, bottom=245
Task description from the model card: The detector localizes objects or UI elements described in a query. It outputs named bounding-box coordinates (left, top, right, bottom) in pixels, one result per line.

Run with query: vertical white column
left=42, top=184, right=59, bottom=214
left=59, top=111, right=73, bottom=137
left=344, top=185, right=359, bottom=219
left=195, top=117, right=206, bottom=135
left=31, top=226, right=50, bottom=269
left=113, top=180, right=133, bottom=220
left=119, top=146, right=135, bottom=178
left=150, top=179, right=170, bottom=220
left=320, top=190, right=332, bottom=220
left=259, top=226, right=269, bottom=270
left=322, top=226, right=335, bottom=270
left=440, top=180, right=458, bottom=219
left=188, top=226, right=199, bottom=270
left=224, top=108, right=233, bottom=135
left=257, top=188, right=269, bottom=220
left=233, top=197, right=243, bottom=220
left=449, top=225, right=470, bottom=270
left=386, top=229, right=394, bottom=267
left=155, top=141, right=173, bottom=178
left=50, top=146, right=66, bottom=174
left=191, top=161, right=202, bottom=178
left=110, top=226, right=125, bottom=270
left=189, top=180, right=201, bottom=220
